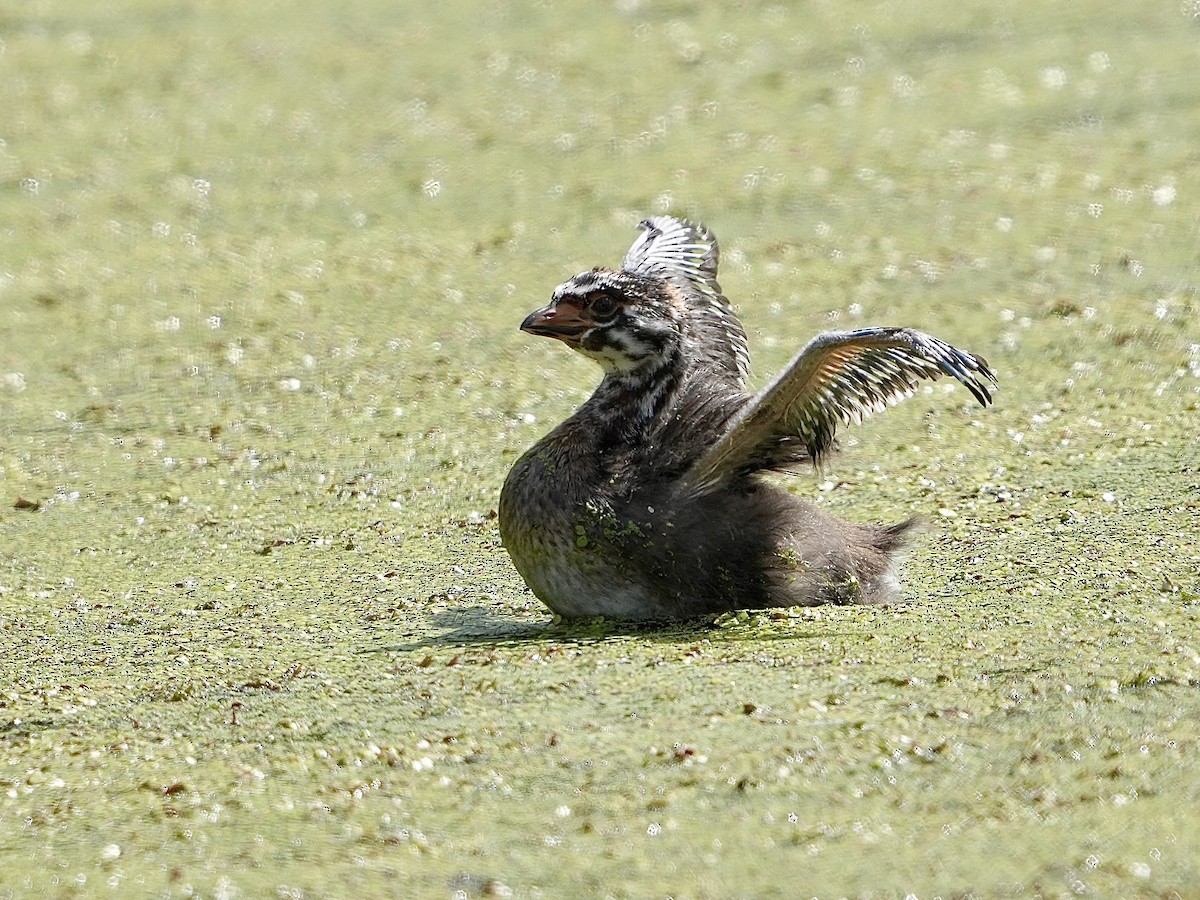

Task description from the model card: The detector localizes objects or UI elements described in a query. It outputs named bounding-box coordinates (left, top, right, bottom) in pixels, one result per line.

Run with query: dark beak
left=520, top=303, right=588, bottom=341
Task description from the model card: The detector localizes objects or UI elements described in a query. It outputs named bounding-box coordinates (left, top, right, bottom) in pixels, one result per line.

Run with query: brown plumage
left=499, top=216, right=996, bottom=620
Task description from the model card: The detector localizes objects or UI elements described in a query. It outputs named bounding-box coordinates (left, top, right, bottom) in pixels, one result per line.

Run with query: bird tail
left=876, top=516, right=921, bottom=553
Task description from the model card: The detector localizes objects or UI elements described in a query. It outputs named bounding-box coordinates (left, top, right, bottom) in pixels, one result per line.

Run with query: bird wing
left=684, top=327, right=997, bottom=494
left=621, top=216, right=751, bottom=385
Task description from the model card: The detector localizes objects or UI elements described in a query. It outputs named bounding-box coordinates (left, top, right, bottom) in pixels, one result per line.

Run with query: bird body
left=499, top=217, right=996, bottom=620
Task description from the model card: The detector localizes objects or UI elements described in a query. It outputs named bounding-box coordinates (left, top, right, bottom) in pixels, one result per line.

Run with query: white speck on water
left=1152, top=184, right=1176, bottom=206
left=65, top=30, right=94, bottom=54
left=279, top=378, right=302, bottom=392
left=995, top=216, right=1013, bottom=233
left=1037, top=163, right=1060, bottom=188
left=982, top=67, right=1023, bottom=106
left=1101, top=492, right=1116, bottom=503
left=891, top=73, right=915, bottom=97
left=207, top=315, right=222, bottom=329
left=1040, top=67, right=1068, bottom=90
left=100, top=844, right=121, bottom=861
left=1129, top=862, right=1151, bottom=879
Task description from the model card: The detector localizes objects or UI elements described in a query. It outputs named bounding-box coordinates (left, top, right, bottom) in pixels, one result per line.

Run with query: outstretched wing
left=622, top=216, right=751, bottom=385
left=684, top=327, right=997, bottom=493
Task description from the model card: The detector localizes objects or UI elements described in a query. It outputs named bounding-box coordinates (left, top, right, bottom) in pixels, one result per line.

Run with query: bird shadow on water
left=361, top=605, right=835, bottom=653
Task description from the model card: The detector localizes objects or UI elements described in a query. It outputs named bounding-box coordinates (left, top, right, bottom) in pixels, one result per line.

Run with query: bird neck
left=583, top=343, right=684, bottom=448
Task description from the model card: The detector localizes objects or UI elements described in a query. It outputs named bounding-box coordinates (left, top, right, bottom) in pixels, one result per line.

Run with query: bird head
left=521, top=269, right=684, bottom=375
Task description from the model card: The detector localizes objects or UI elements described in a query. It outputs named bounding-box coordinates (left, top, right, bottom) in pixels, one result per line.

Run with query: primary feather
left=686, top=327, right=997, bottom=492
left=622, top=217, right=751, bottom=386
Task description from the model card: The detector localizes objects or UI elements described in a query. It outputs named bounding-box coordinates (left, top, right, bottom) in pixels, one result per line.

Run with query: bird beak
left=520, top=303, right=588, bottom=342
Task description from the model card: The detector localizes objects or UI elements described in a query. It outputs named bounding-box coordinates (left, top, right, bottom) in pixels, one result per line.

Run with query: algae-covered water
left=2, top=0, right=1199, bottom=896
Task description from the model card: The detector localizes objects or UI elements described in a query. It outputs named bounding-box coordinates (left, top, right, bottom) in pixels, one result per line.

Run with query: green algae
left=3, top=0, right=1200, bottom=896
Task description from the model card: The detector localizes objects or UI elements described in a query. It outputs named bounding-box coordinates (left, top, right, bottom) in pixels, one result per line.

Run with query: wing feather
left=622, top=216, right=751, bottom=384
left=685, top=327, right=997, bottom=493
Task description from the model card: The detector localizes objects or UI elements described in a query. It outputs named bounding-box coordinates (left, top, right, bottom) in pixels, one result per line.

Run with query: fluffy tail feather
left=876, top=516, right=921, bottom=553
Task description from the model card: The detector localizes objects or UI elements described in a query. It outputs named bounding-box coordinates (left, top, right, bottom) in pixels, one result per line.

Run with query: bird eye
left=588, top=293, right=618, bottom=320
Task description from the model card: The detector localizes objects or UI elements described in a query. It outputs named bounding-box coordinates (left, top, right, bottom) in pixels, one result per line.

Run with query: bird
left=499, top=216, right=997, bottom=621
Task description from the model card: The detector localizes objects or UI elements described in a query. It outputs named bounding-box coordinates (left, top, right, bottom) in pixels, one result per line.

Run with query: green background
left=2, top=0, right=1198, bottom=896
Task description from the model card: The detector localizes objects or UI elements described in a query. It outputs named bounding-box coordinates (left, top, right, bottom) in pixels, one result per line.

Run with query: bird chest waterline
left=498, top=215, right=996, bottom=621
